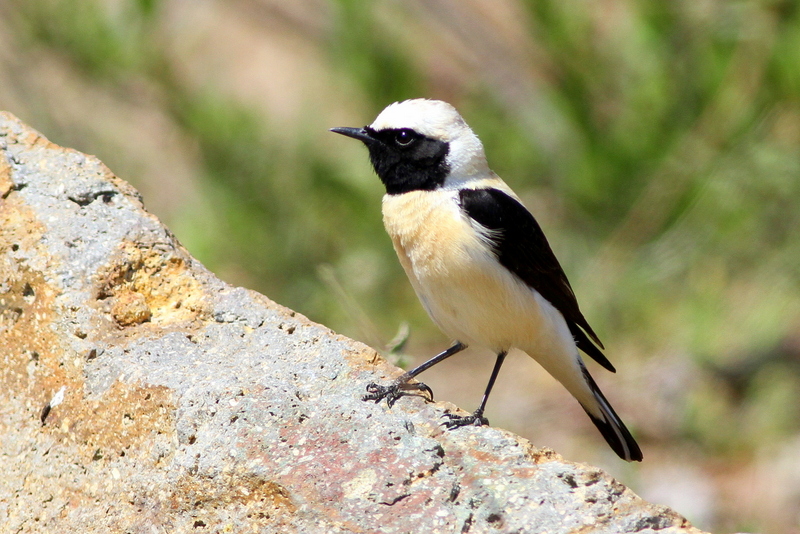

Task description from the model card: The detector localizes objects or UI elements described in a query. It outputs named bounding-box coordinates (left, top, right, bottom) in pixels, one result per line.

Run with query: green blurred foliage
left=5, top=0, right=800, bottom=530
left=18, top=0, right=158, bottom=76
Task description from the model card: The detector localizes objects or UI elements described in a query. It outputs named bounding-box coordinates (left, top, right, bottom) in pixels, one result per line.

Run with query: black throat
left=364, top=128, right=450, bottom=195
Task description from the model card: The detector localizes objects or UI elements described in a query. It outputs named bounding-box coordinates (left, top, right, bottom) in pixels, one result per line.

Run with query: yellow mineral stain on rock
left=96, top=242, right=208, bottom=327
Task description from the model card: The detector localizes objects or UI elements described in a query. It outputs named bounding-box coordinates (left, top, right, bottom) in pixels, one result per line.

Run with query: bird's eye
left=394, top=129, right=417, bottom=147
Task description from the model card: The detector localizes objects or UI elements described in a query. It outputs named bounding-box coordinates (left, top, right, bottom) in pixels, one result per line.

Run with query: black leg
left=443, top=351, right=507, bottom=429
left=363, top=342, right=467, bottom=407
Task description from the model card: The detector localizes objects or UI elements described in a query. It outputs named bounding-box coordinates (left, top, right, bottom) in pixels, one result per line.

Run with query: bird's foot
left=363, top=380, right=434, bottom=408
left=442, top=410, right=489, bottom=429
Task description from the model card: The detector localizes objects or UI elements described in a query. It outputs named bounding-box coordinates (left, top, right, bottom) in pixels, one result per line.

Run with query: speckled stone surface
left=0, top=112, right=706, bottom=534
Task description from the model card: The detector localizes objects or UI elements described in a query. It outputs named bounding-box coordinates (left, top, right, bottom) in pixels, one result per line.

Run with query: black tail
left=580, top=364, right=643, bottom=462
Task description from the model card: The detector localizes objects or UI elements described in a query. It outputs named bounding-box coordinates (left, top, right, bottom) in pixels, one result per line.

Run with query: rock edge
left=0, top=111, right=704, bottom=534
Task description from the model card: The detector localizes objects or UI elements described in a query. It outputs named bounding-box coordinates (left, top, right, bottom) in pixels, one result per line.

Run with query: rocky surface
left=0, top=111, right=706, bottom=533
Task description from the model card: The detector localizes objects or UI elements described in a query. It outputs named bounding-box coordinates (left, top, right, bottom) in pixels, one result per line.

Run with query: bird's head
left=331, top=99, right=489, bottom=195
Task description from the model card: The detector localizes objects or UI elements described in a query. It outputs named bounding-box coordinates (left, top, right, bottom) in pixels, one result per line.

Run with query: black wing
left=458, top=187, right=615, bottom=373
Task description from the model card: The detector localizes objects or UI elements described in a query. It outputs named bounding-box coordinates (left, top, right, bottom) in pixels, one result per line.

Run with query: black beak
left=329, top=126, right=378, bottom=145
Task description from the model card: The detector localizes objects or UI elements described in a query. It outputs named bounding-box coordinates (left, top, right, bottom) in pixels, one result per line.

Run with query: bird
left=330, top=99, right=642, bottom=462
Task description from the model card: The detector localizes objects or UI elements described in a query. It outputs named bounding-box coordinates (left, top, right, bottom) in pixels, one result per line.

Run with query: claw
left=442, top=411, right=489, bottom=429
left=363, top=382, right=403, bottom=407
left=363, top=382, right=389, bottom=402
left=415, top=382, right=434, bottom=401
left=361, top=380, right=434, bottom=407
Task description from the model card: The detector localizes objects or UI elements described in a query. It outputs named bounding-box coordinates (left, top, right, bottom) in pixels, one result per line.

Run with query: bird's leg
left=443, top=351, right=507, bottom=429
left=363, top=342, right=467, bottom=407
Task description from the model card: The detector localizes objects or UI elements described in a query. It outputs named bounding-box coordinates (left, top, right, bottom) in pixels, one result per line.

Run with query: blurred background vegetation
left=2, top=0, right=800, bottom=531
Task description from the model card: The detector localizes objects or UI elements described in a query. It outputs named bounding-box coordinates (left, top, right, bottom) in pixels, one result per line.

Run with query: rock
left=0, top=111, right=705, bottom=534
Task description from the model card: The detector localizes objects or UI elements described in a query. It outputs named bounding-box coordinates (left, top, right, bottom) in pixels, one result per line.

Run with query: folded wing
left=458, top=187, right=615, bottom=373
